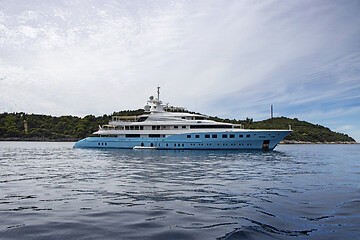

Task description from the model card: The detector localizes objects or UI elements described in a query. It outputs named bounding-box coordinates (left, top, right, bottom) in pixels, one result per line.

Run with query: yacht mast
left=157, top=86, right=160, bottom=100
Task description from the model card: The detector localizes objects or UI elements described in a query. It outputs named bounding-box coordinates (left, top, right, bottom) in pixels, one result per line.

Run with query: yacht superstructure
left=74, top=88, right=291, bottom=150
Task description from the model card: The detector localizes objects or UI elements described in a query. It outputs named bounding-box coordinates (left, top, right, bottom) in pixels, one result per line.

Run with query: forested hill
left=242, top=117, right=355, bottom=143
left=0, top=111, right=356, bottom=143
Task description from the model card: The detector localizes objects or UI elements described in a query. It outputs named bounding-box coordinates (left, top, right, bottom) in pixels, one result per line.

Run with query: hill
left=249, top=117, right=355, bottom=143
left=0, top=111, right=356, bottom=143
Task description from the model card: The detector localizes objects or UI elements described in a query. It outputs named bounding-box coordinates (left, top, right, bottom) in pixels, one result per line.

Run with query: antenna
left=157, top=86, right=160, bottom=100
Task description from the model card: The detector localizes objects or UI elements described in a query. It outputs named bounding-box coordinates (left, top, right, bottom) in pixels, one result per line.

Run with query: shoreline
left=0, top=137, right=79, bottom=142
left=1, top=138, right=358, bottom=144
left=279, top=140, right=358, bottom=144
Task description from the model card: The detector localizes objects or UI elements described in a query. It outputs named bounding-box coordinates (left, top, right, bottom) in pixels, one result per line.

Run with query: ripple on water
left=0, top=142, right=360, bottom=239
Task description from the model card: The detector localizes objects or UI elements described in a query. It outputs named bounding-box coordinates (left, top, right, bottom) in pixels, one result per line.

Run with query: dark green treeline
left=0, top=111, right=355, bottom=142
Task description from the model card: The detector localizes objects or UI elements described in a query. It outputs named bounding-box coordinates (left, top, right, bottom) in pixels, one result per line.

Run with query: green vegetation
left=251, top=117, right=355, bottom=143
left=208, top=116, right=355, bottom=143
left=0, top=110, right=142, bottom=140
left=0, top=111, right=356, bottom=143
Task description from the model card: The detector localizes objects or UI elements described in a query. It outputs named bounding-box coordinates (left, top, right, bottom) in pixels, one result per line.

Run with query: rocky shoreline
left=280, top=140, right=358, bottom=144
left=0, top=137, right=79, bottom=142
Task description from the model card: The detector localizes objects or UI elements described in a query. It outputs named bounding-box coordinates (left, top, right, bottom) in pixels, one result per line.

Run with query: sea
left=0, top=142, right=359, bottom=240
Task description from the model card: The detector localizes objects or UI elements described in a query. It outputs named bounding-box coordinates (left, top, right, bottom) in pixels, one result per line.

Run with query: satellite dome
left=144, top=104, right=151, bottom=111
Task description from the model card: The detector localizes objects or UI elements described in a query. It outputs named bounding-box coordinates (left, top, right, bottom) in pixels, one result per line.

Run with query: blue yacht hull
left=74, top=130, right=291, bottom=150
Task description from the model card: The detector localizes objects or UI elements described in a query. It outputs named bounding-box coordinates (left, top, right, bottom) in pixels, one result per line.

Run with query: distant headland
left=0, top=110, right=356, bottom=143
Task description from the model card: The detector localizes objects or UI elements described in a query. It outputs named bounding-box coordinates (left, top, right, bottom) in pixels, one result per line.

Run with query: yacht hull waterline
left=74, top=88, right=291, bottom=151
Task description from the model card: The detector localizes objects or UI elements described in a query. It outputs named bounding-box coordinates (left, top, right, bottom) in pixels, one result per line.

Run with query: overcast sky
left=1, top=0, right=359, bottom=141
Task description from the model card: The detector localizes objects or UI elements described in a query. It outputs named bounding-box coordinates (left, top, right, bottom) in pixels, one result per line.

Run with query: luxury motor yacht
left=74, top=88, right=291, bottom=150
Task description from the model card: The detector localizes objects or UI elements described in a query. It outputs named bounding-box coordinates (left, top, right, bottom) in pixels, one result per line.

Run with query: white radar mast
left=144, top=86, right=165, bottom=113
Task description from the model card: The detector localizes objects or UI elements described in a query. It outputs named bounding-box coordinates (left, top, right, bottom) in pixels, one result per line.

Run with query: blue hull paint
left=74, top=131, right=291, bottom=150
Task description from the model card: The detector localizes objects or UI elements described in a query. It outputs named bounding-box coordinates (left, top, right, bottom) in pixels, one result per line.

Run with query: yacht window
left=222, top=134, right=227, bottom=138
left=152, top=126, right=156, bottom=130
left=182, top=144, right=184, bottom=147
left=212, top=134, right=217, bottom=138
left=246, top=135, right=250, bottom=138
left=182, top=117, right=185, bottom=119
left=205, top=135, right=210, bottom=138
left=174, top=126, right=178, bottom=129
left=138, top=116, right=148, bottom=122
left=190, top=125, right=232, bottom=129
left=125, top=126, right=129, bottom=130
left=140, top=126, right=143, bottom=130
left=239, top=135, right=243, bottom=138
left=182, top=126, right=186, bottom=129
left=149, top=134, right=161, bottom=138
left=135, top=126, right=139, bottom=130
left=195, top=135, right=200, bottom=138
left=230, top=134, right=235, bottom=138
left=126, top=134, right=140, bottom=138
left=130, top=126, right=134, bottom=130
left=157, top=126, right=160, bottom=130
left=187, top=135, right=191, bottom=138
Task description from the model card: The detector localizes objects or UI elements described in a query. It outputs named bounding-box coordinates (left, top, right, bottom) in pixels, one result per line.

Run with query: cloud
left=336, top=125, right=353, bottom=131
left=0, top=0, right=359, bottom=141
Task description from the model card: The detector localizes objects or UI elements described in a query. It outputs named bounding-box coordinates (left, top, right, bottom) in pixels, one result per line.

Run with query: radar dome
left=144, top=104, right=151, bottom=112
left=149, top=96, right=154, bottom=101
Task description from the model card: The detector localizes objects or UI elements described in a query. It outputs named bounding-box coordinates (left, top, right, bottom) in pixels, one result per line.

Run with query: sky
left=0, top=0, right=359, bottom=141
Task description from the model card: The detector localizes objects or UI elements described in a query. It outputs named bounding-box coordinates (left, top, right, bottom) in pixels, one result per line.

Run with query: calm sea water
left=0, top=142, right=359, bottom=240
